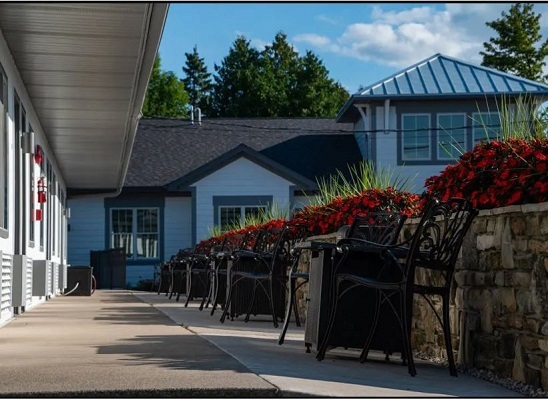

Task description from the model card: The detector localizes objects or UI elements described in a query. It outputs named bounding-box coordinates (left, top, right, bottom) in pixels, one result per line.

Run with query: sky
left=158, top=2, right=548, bottom=94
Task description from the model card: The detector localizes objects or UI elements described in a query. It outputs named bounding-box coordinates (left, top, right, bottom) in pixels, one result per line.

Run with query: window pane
left=402, top=115, right=430, bottom=160
left=220, top=207, right=240, bottom=232
left=244, top=206, right=266, bottom=219
left=473, top=112, right=500, bottom=144
left=438, top=114, right=466, bottom=160
left=0, top=70, right=7, bottom=230
left=112, top=209, right=133, bottom=257
left=136, top=209, right=158, bottom=258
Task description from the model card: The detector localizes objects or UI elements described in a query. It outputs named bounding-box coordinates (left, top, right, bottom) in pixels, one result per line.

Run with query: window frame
left=401, top=113, right=431, bottom=162
left=436, top=112, right=467, bottom=161
left=0, top=63, right=7, bottom=237
left=110, top=207, right=160, bottom=260
left=472, top=111, right=501, bottom=144
left=218, top=205, right=267, bottom=233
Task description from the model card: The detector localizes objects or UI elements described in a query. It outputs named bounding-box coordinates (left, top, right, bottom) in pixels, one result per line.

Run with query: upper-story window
left=473, top=112, right=500, bottom=144
left=111, top=208, right=159, bottom=259
left=437, top=113, right=466, bottom=160
left=401, top=114, right=430, bottom=161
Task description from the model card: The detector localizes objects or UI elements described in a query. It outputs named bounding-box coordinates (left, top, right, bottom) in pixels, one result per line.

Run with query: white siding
left=374, top=105, right=444, bottom=193
left=164, top=197, right=192, bottom=259
left=67, top=197, right=105, bottom=266
left=193, top=157, right=294, bottom=242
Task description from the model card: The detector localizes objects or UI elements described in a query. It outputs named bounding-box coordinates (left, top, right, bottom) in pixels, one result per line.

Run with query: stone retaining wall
left=297, top=202, right=548, bottom=390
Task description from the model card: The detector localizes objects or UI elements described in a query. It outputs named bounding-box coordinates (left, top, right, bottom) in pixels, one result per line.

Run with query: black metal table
left=301, top=240, right=404, bottom=355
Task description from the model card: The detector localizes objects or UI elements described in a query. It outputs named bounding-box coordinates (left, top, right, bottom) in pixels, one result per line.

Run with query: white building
left=0, top=3, right=167, bottom=325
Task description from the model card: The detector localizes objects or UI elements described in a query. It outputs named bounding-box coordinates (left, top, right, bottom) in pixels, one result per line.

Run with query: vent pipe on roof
left=195, top=107, right=201, bottom=126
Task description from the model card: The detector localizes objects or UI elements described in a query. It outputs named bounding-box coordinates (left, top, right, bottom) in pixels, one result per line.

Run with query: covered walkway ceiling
left=0, top=3, right=168, bottom=195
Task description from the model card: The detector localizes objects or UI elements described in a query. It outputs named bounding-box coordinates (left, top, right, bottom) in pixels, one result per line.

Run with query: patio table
left=301, top=240, right=404, bottom=355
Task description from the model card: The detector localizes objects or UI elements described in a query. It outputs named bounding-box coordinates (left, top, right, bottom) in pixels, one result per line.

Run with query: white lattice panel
left=47, top=261, right=52, bottom=295
left=52, top=262, right=59, bottom=295
left=25, top=257, right=33, bottom=303
left=1, top=253, right=13, bottom=318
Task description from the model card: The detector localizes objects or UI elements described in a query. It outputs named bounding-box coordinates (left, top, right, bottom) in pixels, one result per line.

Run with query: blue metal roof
left=358, top=53, right=548, bottom=97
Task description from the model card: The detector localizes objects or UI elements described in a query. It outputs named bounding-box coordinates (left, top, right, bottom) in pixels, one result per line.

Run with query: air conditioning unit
left=32, top=260, right=52, bottom=297
left=58, top=264, right=67, bottom=292
left=12, top=255, right=31, bottom=308
left=50, top=262, right=59, bottom=296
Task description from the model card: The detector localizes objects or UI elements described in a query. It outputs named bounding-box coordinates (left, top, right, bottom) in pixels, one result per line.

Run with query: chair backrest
left=271, top=224, right=310, bottom=270
left=405, top=198, right=478, bottom=288
left=347, top=211, right=407, bottom=245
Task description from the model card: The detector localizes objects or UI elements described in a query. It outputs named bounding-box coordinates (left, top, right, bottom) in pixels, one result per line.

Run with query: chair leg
left=359, top=290, right=381, bottom=363
left=317, top=278, right=343, bottom=361
left=220, top=273, right=234, bottom=323
left=199, top=272, right=210, bottom=311
left=245, top=281, right=258, bottom=323
left=400, top=290, right=416, bottom=377
left=210, top=272, right=218, bottom=316
left=184, top=272, right=193, bottom=308
left=292, top=279, right=302, bottom=327
left=268, top=277, right=279, bottom=328
left=442, top=294, right=458, bottom=377
left=278, top=275, right=296, bottom=345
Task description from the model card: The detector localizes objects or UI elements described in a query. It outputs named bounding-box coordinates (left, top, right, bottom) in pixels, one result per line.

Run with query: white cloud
left=294, top=3, right=548, bottom=69
left=315, top=14, right=340, bottom=26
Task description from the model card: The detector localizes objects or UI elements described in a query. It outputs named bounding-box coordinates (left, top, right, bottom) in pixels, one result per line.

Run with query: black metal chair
left=316, top=198, right=478, bottom=377
left=184, top=239, right=221, bottom=310
left=278, top=212, right=406, bottom=347
left=157, top=261, right=172, bottom=296
left=221, top=226, right=303, bottom=327
left=169, top=248, right=194, bottom=302
left=209, top=233, right=250, bottom=316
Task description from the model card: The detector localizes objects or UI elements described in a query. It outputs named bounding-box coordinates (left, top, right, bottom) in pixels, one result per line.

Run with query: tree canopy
left=480, top=3, right=548, bottom=82
left=210, top=32, right=349, bottom=118
left=142, top=55, right=189, bottom=118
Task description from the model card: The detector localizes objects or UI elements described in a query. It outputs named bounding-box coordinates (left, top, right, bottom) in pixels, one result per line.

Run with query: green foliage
left=210, top=32, right=349, bottom=117
left=480, top=3, right=548, bottom=82
left=307, top=160, right=416, bottom=207
left=182, top=45, right=213, bottom=115
left=142, top=55, right=189, bottom=118
left=210, top=36, right=261, bottom=117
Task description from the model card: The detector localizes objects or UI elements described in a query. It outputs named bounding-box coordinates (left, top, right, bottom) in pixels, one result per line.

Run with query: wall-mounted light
left=21, top=131, right=34, bottom=154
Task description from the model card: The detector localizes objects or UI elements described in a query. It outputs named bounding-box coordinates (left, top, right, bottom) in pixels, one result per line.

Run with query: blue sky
left=158, top=3, right=548, bottom=94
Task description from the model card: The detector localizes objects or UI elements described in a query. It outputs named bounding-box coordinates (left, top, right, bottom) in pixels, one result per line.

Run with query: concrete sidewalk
left=0, top=290, right=521, bottom=397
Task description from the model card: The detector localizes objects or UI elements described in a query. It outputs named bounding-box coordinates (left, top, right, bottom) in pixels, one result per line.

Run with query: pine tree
left=142, top=55, right=189, bottom=118
left=182, top=45, right=213, bottom=116
left=210, top=36, right=261, bottom=117
left=480, top=3, right=548, bottom=82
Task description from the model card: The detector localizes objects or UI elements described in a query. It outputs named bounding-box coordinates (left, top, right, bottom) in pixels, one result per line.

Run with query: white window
left=111, top=208, right=159, bottom=259
left=472, top=112, right=500, bottom=144
left=219, top=205, right=266, bottom=232
left=402, top=114, right=430, bottom=161
left=0, top=64, right=7, bottom=232
left=437, top=113, right=466, bottom=160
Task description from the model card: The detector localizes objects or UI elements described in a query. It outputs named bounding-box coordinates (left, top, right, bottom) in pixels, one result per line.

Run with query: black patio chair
left=169, top=248, right=194, bottom=302
left=316, top=198, right=477, bottom=377
left=220, top=227, right=293, bottom=327
left=209, top=232, right=250, bottom=316
left=184, top=239, right=221, bottom=310
left=157, top=261, right=172, bottom=296
left=278, top=211, right=407, bottom=347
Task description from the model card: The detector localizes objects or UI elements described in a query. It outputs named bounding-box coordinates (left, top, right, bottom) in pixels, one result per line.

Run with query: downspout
left=384, top=99, right=390, bottom=134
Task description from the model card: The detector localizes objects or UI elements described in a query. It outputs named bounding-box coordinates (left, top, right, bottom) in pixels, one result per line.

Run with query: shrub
left=424, top=138, right=548, bottom=209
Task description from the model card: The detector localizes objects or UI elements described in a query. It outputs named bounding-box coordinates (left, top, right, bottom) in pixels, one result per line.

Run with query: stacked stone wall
left=297, top=202, right=548, bottom=390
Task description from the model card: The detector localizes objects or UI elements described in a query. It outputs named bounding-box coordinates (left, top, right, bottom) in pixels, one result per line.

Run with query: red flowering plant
left=424, top=138, right=548, bottom=209
left=291, top=188, right=421, bottom=236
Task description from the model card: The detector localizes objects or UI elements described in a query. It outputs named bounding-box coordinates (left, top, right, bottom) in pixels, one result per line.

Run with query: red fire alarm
left=35, top=209, right=42, bottom=222
left=35, top=145, right=43, bottom=165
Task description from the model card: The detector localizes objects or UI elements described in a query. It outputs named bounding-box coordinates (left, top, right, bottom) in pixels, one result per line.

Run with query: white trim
left=401, top=113, right=431, bottom=161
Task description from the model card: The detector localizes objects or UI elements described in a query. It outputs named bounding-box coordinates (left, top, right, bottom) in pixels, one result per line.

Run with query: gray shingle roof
left=125, top=118, right=359, bottom=189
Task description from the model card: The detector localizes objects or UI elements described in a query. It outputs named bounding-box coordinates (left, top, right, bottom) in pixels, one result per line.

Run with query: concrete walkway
left=0, top=290, right=521, bottom=397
